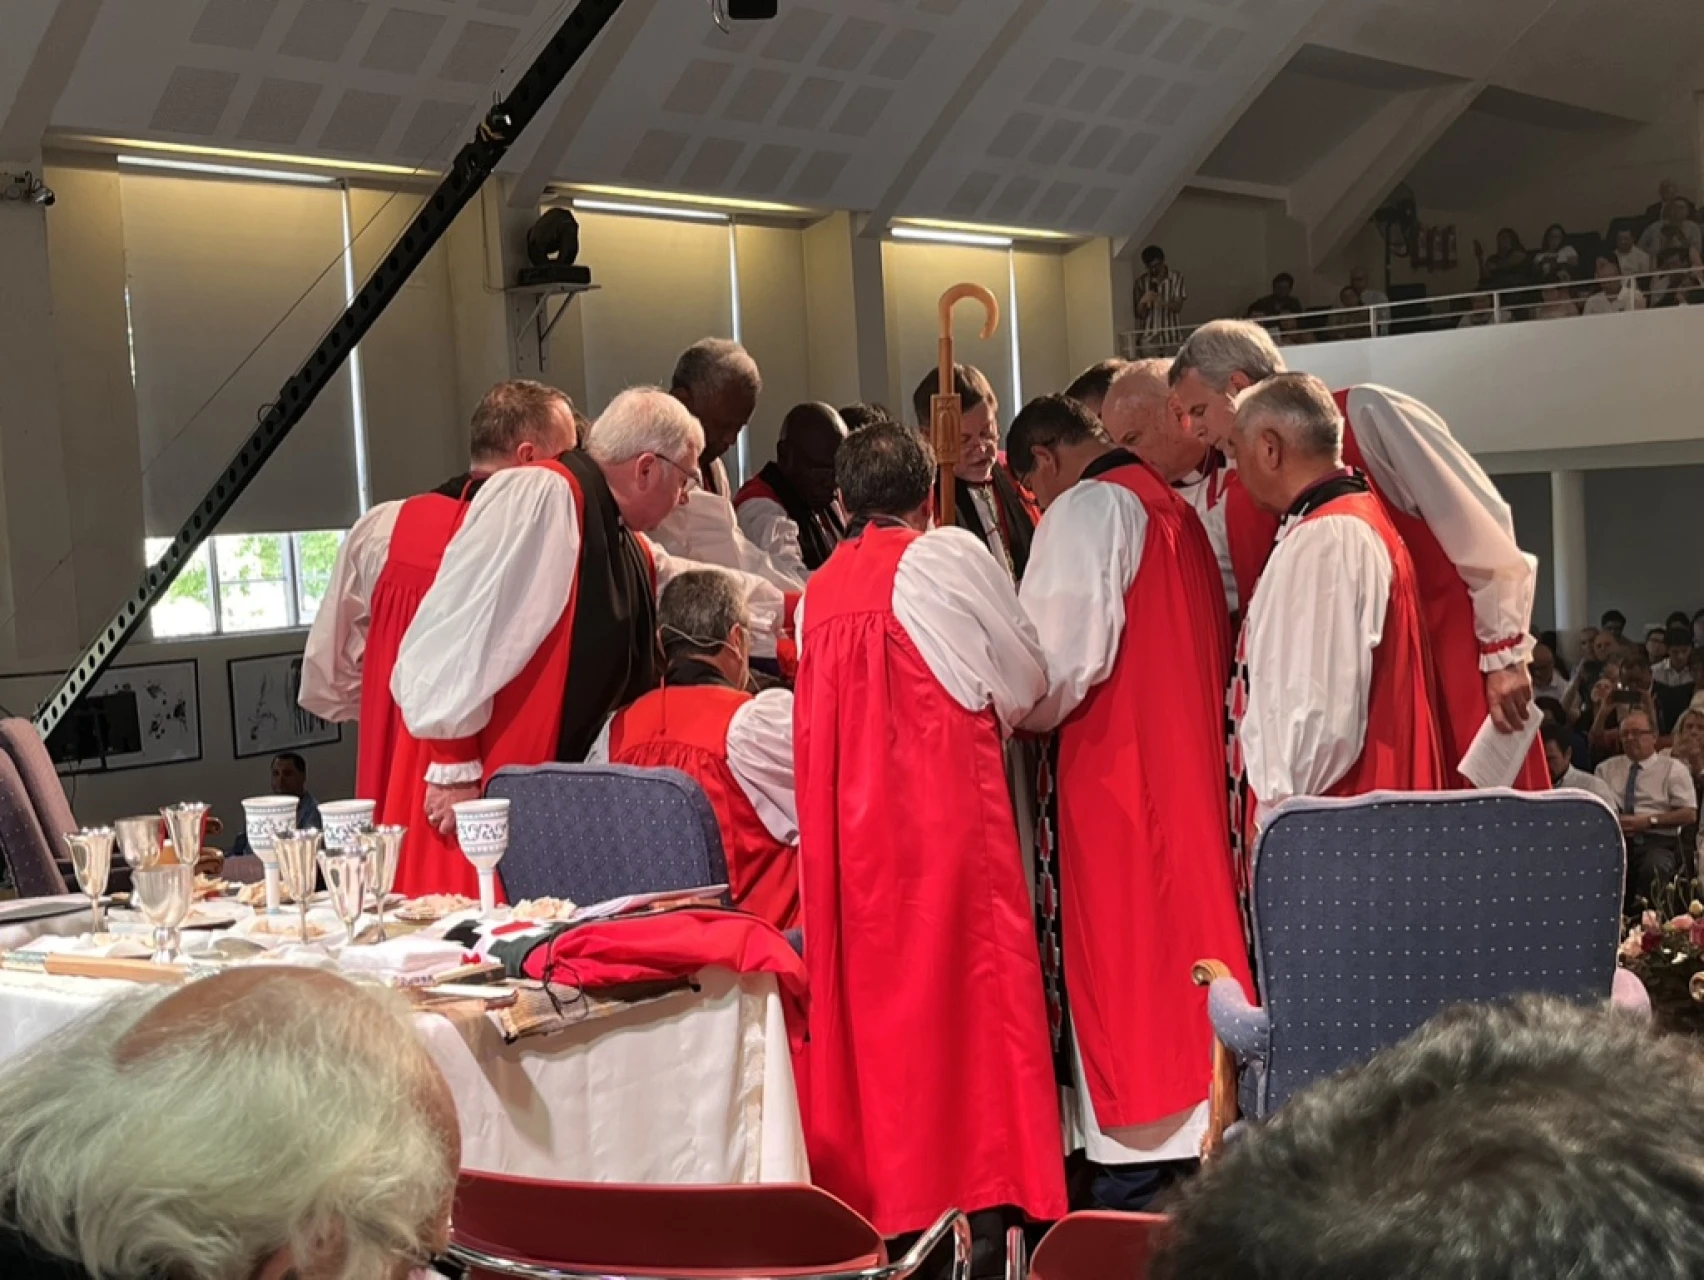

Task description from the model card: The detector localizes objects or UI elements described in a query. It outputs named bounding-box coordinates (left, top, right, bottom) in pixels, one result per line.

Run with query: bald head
left=777, top=402, right=848, bottom=508
left=1102, top=358, right=1207, bottom=482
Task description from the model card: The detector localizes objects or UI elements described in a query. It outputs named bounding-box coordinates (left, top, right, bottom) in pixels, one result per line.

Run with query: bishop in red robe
left=1230, top=374, right=1445, bottom=831
left=391, top=389, right=791, bottom=895
left=795, top=422, right=1066, bottom=1240
left=1008, top=394, right=1253, bottom=1190
left=298, top=380, right=578, bottom=897
left=1170, top=320, right=1545, bottom=791
left=590, top=569, right=798, bottom=932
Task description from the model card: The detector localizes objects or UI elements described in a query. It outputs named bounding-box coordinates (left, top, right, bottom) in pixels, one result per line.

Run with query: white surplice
left=297, top=500, right=401, bottom=723
left=588, top=686, right=799, bottom=844
left=1240, top=510, right=1394, bottom=829
left=393, top=465, right=787, bottom=785
left=1170, top=457, right=1239, bottom=615
left=735, top=497, right=811, bottom=585
left=1344, top=384, right=1535, bottom=671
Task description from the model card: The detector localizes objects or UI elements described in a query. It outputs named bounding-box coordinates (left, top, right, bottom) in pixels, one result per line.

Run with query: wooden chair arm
left=1192, top=959, right=1240, bottom=1161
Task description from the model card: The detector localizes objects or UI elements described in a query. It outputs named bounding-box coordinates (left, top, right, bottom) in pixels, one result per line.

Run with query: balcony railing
left=1116, top=267, right=1701, bottom=360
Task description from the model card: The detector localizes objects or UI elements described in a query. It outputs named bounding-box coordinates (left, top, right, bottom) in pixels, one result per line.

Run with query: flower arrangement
left=1619, top=873, right=1704, bottom=1033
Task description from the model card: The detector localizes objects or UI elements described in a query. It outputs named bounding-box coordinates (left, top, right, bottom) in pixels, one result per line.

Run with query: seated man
left=229, top=752, right=322, bottom=858
left=734, top=402, right=849, bottom=581
left=0, top=967, right=458, bottom=1278
left=1150, top=997, right=1704, bottom=1279
left=1542, top=721, right=1616, bottom=806
left=591, top=569, right=798, bottom=931
left=1597, top=709, right=1698, bottom=906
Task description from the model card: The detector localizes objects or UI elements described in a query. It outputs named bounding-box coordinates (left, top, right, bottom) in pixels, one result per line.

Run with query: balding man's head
left=0, top=967, right=458, bottom=1280
left=1102, top=358, right=1207, bottom=482
left=777, top=402, right=848, bottom=508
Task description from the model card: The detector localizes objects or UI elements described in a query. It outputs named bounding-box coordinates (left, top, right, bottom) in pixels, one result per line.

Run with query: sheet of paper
left=1457, top=703, right=1542, bottom=791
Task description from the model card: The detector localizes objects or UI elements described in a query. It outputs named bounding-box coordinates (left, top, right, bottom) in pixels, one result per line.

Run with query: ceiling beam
left=506, top=0, right=658, bottom=210
left=1185, top=174, right=1289, bottom=202
left=1110, top=0, right=1333, bottom=261
left=0, top=0, right=102, bottom=165
left=1289, top=79, right=1479, bottom=268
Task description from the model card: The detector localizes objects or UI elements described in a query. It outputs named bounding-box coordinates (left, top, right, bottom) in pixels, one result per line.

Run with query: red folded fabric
left=520, top=909, right=809, bottom=1050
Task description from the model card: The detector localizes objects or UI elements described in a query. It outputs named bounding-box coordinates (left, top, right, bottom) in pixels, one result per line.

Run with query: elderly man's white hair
left=1233, top=371, right=1343, bottom=460
left=587, top=386, right=706, bottom=466
left=669, top=338, right=761, bottom=398
left=1170, top=319, right=1287, bottom=391
left=0, top=970, right=455, bottom=1279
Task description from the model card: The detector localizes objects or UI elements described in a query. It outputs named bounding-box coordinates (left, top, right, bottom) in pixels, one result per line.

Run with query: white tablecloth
left=0, top=964, right=807, bottom=1185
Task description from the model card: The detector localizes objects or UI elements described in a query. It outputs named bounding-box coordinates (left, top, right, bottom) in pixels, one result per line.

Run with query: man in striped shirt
left=1137, top=244, right=1188, bottom=355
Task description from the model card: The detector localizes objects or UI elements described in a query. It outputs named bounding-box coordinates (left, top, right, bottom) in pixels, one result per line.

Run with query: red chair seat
left=1028, top=1211, right=1165, bottom=1280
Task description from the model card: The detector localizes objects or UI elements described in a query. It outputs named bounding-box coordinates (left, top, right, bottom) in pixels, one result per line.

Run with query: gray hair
left=670, top=338, right=761, bottom=399
left=0, top=973, right=455, bottom=1279
left=1234, top=371, right=1343, bottom=460
left=586, top=386, right=706, bottom=466
left=1170, top=319, right=1286, bottom=391
left=659, top=568, right=748, bottom=660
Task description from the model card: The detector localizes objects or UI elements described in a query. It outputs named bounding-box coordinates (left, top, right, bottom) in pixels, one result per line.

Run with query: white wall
left=1582, top=465, right=1704, bottom=631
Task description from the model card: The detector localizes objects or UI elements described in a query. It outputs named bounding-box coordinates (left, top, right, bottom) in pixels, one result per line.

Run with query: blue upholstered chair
left=485, top=763, right=728, bottom=906
left=1194, top=789, right=1627, bottom=1153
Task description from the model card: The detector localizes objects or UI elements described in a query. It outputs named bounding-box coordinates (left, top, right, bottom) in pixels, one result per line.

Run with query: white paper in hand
left=1457, top=703, right=1543, bottom=790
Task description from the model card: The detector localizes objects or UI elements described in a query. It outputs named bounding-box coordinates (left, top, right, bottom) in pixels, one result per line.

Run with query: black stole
left=755, top=462, right=846, bottom=571
left=954, top=465, right=1036, bottom=582
left=555, top=451, right=661, bottom=763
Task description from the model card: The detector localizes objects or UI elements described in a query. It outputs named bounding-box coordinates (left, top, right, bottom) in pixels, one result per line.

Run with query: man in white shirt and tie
left=1596, top=709, right=1698, bottom=906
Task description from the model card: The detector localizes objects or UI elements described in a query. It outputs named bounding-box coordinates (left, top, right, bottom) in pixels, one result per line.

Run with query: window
left=143, top=530, right=346, bottom=639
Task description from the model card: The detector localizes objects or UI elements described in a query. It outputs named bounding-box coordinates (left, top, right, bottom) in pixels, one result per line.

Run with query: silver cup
left=161, top=802, right=208, bottom=870
left=64, top=828, right=115, bottom=934
left=319, top=852, right=369, bottom=947
left=113, top=815, right=163, bottom=875
left=273, top=829, right=322, bottom=944
left=357, top=825, right=404, bottom=943
left=132, top=864, right=193, bottom=964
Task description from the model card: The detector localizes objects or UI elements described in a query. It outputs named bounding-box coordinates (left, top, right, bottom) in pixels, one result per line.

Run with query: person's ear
left=1227, top=371, right=1252, bottom=398
left=515, top=441, right=537, bottom=464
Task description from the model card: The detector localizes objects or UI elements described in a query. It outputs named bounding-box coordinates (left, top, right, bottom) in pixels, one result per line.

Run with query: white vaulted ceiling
left=2, top=0, right=1699, bottom=244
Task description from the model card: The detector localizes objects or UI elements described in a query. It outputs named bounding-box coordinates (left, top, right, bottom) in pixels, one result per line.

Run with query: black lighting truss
left=33, top=0, right=627, bottom=740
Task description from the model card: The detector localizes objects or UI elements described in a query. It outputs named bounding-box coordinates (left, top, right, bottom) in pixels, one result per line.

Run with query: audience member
left=1474, top=228, right=1529, bottom=287
left=1614, top=226, right=1653, bottom=279
left=1061, top=359, right=1127, bottom=418
left=1647, top=624, right=1669, bottom=666
left=1244, top=301, right=1281, bottom=339
left=1251, top=273, right=1305, bottom=318
left=230, top=752, right=321, bottom=858
left=1535, top=271, right=1579, bottom=320
left=1529, top=642, right=1569, bottom=702
left=839, top=402, right=893, bottom=432
left=1150, top=997, right=1704, bottom=1280
left=1639, top=198, right=1703, bottom=258
left=1602, top=609, right=1627, bottom=640
left=1531, top=223, right=1579, bottom=279
left=1582, top=256, right=1645, bottom=314
left=1590, top=652, right=1656, bottom=759
left=1667, top=707, right=1704, bottom=857
left=1644, top=177, right=1694, bottom=224
left=1543, top=720, right=1616, bottom=805
left=1654, top=625, right=1697, bottom=731
left=1136, top=245, right=1187, bottom=355
left=1456, top=292, right=1505, bottom=328
left=1649, top=246, right=1704, bottom=307
left=1348, top=268, right=1390, bottom=334
left=1597, top=708, right=1697, bottom=905
left=1332, top=286, right=1371, bottom=338
left=0, top=968, right=458, bottom=1278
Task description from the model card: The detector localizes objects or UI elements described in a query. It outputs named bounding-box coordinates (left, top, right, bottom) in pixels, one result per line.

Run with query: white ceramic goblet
left=242, top=795, right=299, bottom=915
left=452, top=798, right=509, bottom=917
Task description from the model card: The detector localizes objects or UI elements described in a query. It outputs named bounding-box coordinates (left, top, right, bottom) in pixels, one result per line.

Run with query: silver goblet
left=113, top=815, right=163, bottom=875
left=64, top=828, right=115, bottom=934
left=132, top=864, right=193, bottom=964
left=319, top=853, right=369, bottom=947
left=273, top=829, right=322, bottom=944
left=357, top=825, right=404, bottom=943
left=161, top=802, right=208, bottom=871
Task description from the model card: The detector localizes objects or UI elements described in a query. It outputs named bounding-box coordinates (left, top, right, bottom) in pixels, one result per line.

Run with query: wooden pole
left=931, top=284, right=999, bottom=527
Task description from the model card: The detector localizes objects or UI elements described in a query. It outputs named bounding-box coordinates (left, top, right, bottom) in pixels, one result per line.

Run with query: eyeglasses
left=656, top=453, right=701, bottom=494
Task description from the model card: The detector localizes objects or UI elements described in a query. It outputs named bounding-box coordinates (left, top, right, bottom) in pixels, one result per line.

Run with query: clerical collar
left=663, top=656, right=735, bottom=690
left=848, top=512, right=915, bottom=538
left=1080, top=447, right=1140, bottom=482
left=1173, top=448, right=1226, bottom=504
left=1284, top=467, right=1368, bottom=522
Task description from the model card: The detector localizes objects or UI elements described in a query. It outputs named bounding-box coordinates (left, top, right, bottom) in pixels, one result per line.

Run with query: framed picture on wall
left=15, top=660, right=205, bottom=775
left=227, top=653, right=340, bottom=760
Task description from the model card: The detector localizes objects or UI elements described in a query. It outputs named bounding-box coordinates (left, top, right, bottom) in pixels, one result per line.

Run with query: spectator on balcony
left=1456, top=291, right=1506, bottom=328
left=1474, top=228, right=1530, bottom=288
left=1639, top=199, right=1702, bottom=258
left=1326, top=286, right=1373, bottom=340
left=1649, top=247, right=1704, bottom=307
left=1349, top=267, right=1391, bottom=335
left=1532, top=224, right=1579, bottom=280
left=1251, top=273, right=1306, bottom=320
left=1583, top=256, right=1646, bottom=315
left=1135, top=245, right=1187, bottom=356
left=1614, top=227, right=1653, bottom=281
left=1535, top=270, right=1579, bottom=320
left=1644, top=177, right=1694, bottom=224
left=1244, top=301, right=1281, bottom=341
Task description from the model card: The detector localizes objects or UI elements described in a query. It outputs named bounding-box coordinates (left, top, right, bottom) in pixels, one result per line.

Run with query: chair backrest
left=1028, top=1212, right=1164, bottom=1280
left=486, top=763, right=727, bottom=906
left=0, top=752, right=68, bottom=898
left=452, top=1173, right=885, bottom=1277
left=0, top=719, right=78, bottom=858
left=1250, top=790, right=1623, bottom=1116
